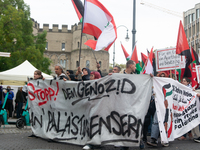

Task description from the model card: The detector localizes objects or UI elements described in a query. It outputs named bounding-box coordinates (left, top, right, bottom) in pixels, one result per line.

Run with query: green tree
left=0, top=0, right=51, bottom=74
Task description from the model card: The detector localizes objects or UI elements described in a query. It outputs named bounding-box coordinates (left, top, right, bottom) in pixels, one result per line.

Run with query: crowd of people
left=1, top=61, right=200, bottom=150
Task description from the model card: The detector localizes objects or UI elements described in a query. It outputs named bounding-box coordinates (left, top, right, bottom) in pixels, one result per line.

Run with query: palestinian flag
left=121, top=42, right=131, bottom=61
left=131, top=45, right=142, bottom=74
left=191, top=47, right=199, bottom=65
left=176, top=20, right=190, bottom=56
left=71, top=0, right=84, bottom=22
left=83, top=0, right=117, bottom=51
left=141, top=52, right=148, bottom=68
left=143, top=47, right=153, bottom=74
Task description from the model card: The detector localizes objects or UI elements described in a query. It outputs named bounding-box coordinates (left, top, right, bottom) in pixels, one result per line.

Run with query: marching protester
left=178, top=77, right=193, bottom=140
left=82, top=69, right=100, bottom=150
left=90, top=71, right=101, bottom=80
left=75, top=67, right=91, bottom=81
left=54, top=64, right=69, bottom=81
left=147, top=71, right=169, bottom=147
left=122, top=60, right=136, bottom=74
left=66, top=70, right=76, bottom=81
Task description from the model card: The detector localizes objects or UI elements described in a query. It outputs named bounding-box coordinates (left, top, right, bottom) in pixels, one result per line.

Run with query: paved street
left=0, top=122, right=200, bottom=150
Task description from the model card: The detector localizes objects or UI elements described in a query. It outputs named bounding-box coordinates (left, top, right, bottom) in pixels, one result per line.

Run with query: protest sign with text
left=27, top=74, right=152, bottom=147
left=153, top=77, right=200, bottom=144
left=155, top=47, right=185, bottom=71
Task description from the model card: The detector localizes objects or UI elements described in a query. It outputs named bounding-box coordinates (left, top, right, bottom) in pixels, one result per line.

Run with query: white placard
left=155, top=47, right=185, bottom=71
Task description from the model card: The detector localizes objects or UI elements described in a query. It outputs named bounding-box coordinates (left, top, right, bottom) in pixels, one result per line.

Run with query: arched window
left=99, top=61, right=102, bottom=67
left=63, top=59, right=66, bottom=68
left=86, top=60, right=90, bottom=68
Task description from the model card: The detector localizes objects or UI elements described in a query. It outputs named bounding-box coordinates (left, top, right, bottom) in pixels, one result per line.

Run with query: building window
left=197, top=22, right=199, bottom=33
left=62, top=43, right=65, bottom=51
left=184, top=16, right=187, bottom=26
left=189, top=27, right=191, bottom=37
left=193, top=25, right=195, bottom=35
left=45, top=42, right=48, bottom=50
left=197, top=9, right=199, bottom=19
left=63, top=59, right=66, bottom=68
left=192, top=13, right=195, bottom=22
left=99, top=61, right=102, bottom=67
left=188, top=15, right=192, bottom=24
left=60, top=60, right=63, bottom=66
left=185, top=29, right=187, bottom=37
left=77, top=42, right=80, bottom=48
left=76, top=61, right=79, bottom=68
left=86, top=60, right=90, bottom=68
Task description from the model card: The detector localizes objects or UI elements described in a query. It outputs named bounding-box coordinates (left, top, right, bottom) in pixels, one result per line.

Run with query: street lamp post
left=113, top=25, right=129, bottom=68
left=132, top=0, right=136, bottom=50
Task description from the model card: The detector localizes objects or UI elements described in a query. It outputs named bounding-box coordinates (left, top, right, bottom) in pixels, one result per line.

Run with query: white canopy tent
left=0, top=60, right=53, bottom=81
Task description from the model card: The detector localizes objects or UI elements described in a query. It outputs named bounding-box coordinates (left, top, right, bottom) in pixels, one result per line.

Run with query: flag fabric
left=131, top=46, right=142, bottom=73
left=71, top=0, right=84, bottom=22
left=141, top=52, right=148, bottom=68
left=191, top=47, right=199, bottom=65
left=83, top=0, right=117, bottom=51
left=121, top=42, right=130, bottom=61
left=191, top=63, right=198, bottom=87
left=143, top=47, right=153, bottom=74
left=176, top=20, right=190, bottom=56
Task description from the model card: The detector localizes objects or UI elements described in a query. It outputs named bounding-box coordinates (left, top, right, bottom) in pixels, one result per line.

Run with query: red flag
left=141, top=52, right=148, bottom=65
left=176, top=20, right=190, bottom=55
left=143, top=47, right=153, bottom=74
left=121, top=42, right=130, bottom=60
left=131, top=46, right=139, bottom=64
left=191, top=47, right=199, bottom=65
left=191, top=63, right=198, bottom=87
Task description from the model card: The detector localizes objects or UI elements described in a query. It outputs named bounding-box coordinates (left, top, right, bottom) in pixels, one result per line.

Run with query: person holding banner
left=147, top=72, right=170, bottom=147
left=54, top=64, right=69, bottom=81
left=75, top=67, right=91, bottom=81
left=122, top=60, right=136, bottom=74
left=90, top=71, right=101, bottom=80
left=178, top=77, right=193, bottom=140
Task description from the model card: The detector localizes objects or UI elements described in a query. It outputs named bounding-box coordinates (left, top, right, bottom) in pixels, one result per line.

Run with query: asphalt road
left=0, top=124, right=200, bottom=150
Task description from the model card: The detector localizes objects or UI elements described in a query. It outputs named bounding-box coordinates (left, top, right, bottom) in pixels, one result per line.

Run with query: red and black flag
left=176, top=20, right=190, bottom=56
left=191, top=47, right=199, bottom=65
left=71, top=0, right=84, bottom=22
left=176, top=20, right=193, bottom=78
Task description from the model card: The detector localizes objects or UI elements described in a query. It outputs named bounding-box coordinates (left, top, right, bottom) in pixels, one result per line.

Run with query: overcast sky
left=24, top=0, right=200, bottom=65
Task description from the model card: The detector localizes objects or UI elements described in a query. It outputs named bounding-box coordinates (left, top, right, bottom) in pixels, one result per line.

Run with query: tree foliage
left=0, top=0, right=51, bottom=74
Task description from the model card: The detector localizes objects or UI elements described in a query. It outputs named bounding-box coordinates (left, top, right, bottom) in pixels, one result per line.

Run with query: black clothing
left=82, top=68, right=91, bottom=81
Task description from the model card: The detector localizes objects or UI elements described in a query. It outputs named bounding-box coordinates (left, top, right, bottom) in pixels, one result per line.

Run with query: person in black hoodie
left=66, top=70, right=76, bottom=81
left=75, top=67, right=91, bottom=81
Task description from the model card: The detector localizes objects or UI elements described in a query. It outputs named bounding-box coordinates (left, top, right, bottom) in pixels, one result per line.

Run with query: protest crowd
left=1, top=1, right=200, bottom=150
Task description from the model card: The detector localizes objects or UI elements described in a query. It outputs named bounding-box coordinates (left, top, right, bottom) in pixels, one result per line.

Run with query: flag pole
left=78, top=0, right=86, bottom=67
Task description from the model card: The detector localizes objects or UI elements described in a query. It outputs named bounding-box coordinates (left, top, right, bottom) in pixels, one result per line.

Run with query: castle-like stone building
left=32, top=19, right=109, bottom=75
